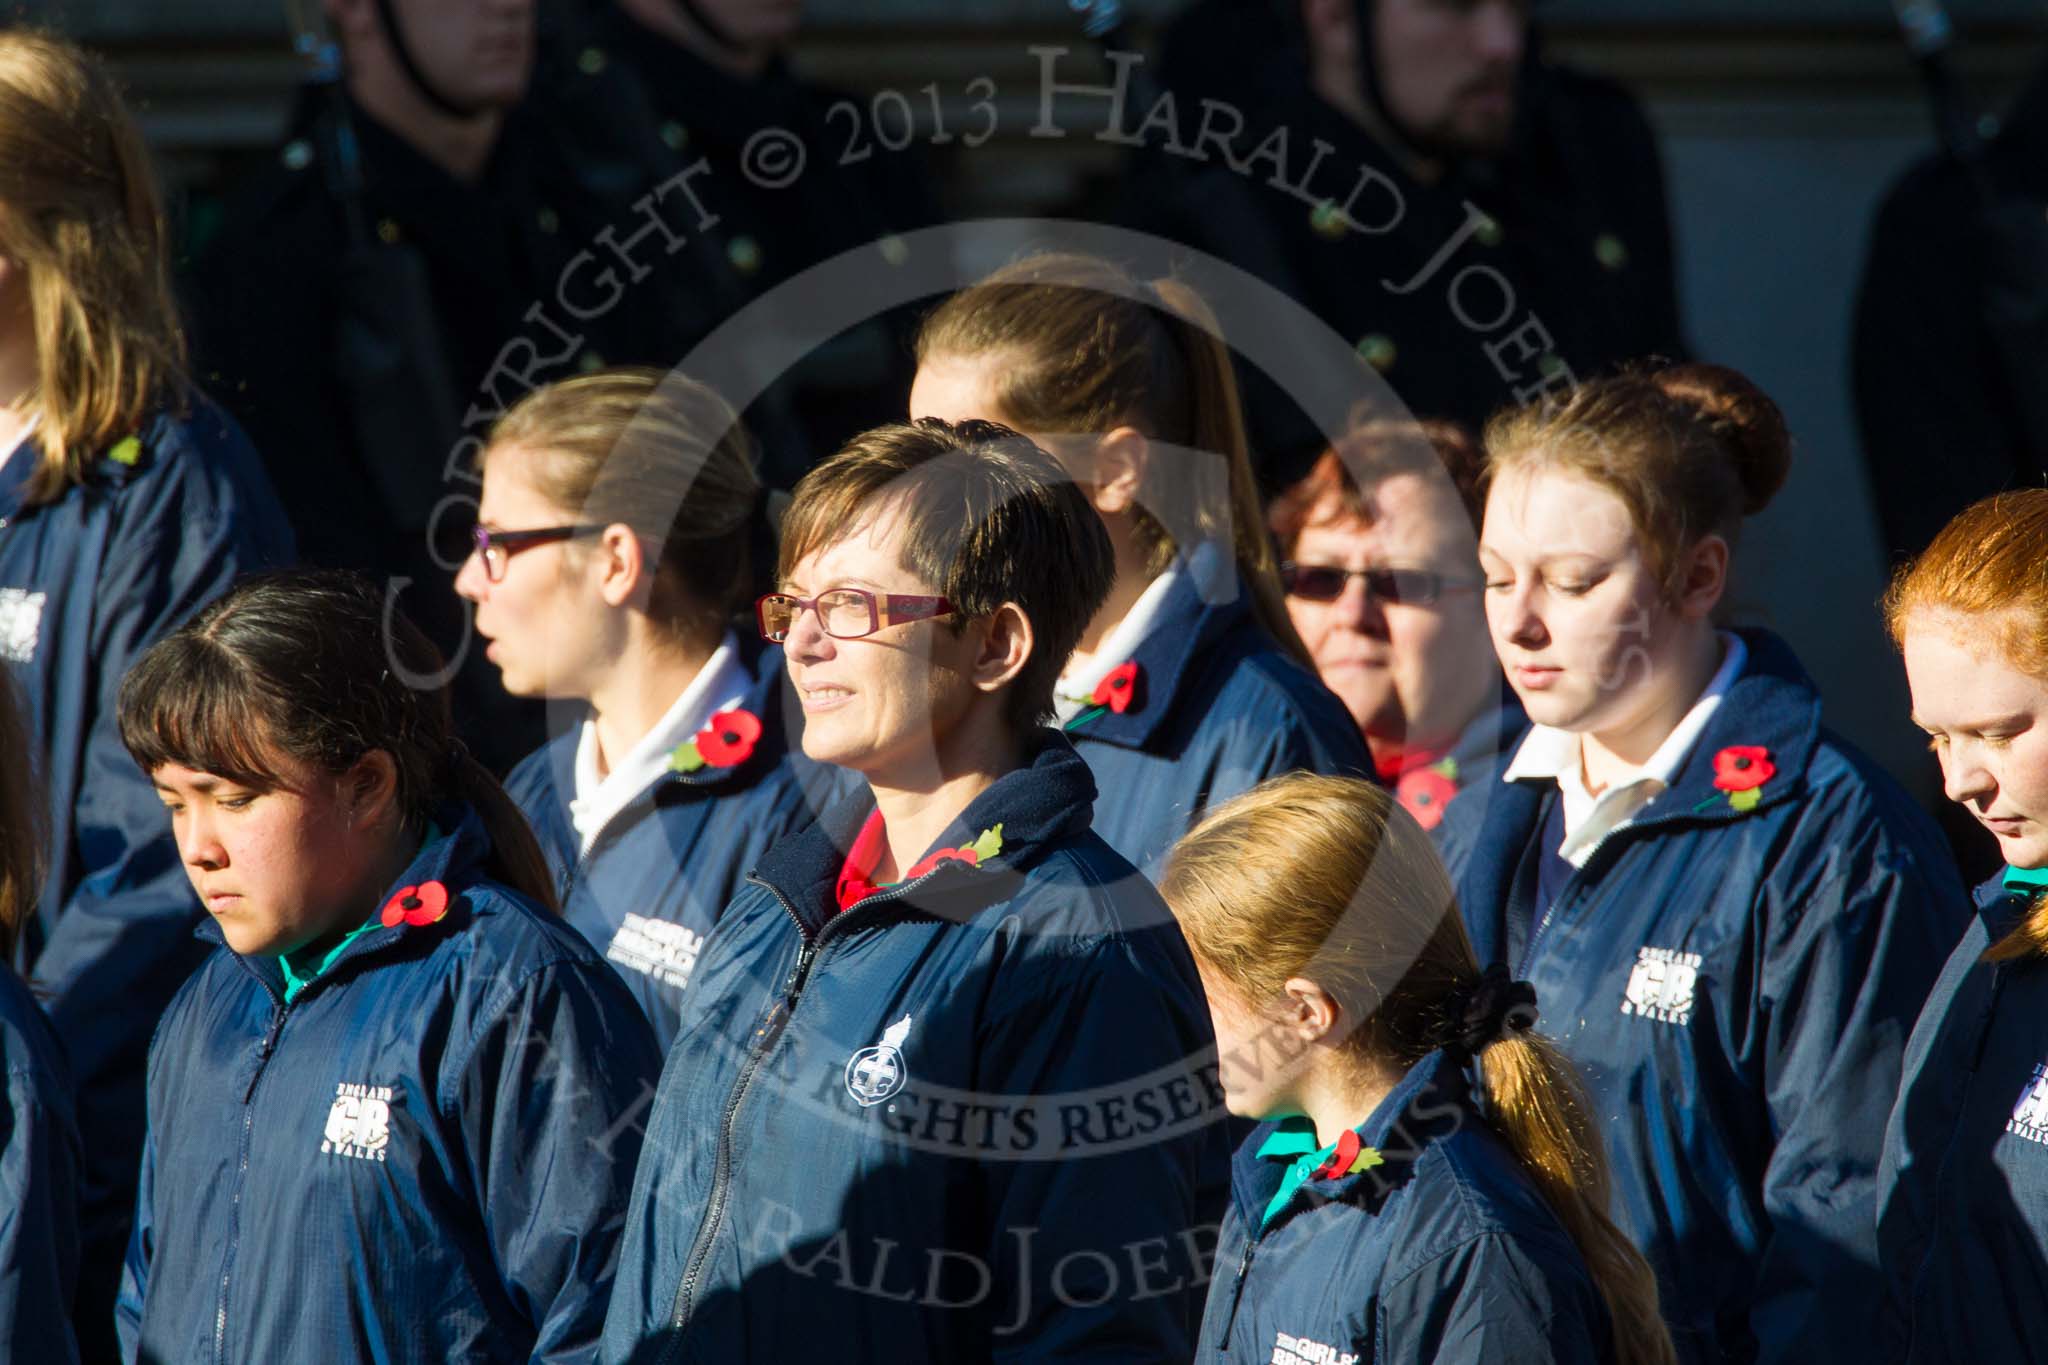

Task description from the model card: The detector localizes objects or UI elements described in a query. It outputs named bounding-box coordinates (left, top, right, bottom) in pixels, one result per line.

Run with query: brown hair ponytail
left=1162, top=774, right=1676, bottom=1365
left=917, top=253, right=1310, bottom=665
left=118, top=570, right=558, bottom=913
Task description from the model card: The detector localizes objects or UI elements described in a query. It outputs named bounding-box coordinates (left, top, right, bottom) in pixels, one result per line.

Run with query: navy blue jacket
left=0, top=967, right=82, bottom=1365
left=505, top=640, right=843, bottom=1046
left=0, top=397, right=291, bottom=1350
left=1062, top=547, right=1370, bottom=876
left=1437, top=629, right=1969, bottom=1365
left=1877, top=873, right=2048, bottom=1363
left=598, top=732, right=1229, bottom=1363
left=1199, top=1050, right=1611, bottom=1364
left=116, top=807, right=663, bottom=1364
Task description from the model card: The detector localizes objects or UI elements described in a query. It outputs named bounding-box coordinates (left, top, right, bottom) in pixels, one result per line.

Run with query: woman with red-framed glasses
left=599, top=418, right=1224, bottom=1363
left=453, top=367, right=838, bottom=1046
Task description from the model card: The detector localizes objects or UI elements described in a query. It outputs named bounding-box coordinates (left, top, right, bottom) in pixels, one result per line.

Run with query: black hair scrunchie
left=1440, top=964, right=1539, bottom=1061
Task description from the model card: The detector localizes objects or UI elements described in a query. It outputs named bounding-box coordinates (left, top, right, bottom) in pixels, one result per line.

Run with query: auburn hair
left=1883, top=489, right=2048, bottom=961
left=916, top=252, right=1309, bottom=664
left=1162, top=774, right=1677, bottom=1365
left=1482, top=362, right=1792, bottom=597
left=1268, top=415, right=1485, bottom=555
left=0, top=30, right=185, bottom=505
left=118, top=571, right=556, bottom=913
left=482, top=367, right=762, bottom=641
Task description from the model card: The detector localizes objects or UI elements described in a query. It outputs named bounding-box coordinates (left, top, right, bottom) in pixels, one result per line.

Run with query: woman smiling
left=600, top=419, right=1223, bottom=1363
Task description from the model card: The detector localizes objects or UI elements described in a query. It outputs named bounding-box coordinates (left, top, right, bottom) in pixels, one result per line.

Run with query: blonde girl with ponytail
left=1876, top=489, right=2048, bottom=1362
left=912, top=252, right=1369, bottom=874
left=1163, top=773, right=1675, bottom=1365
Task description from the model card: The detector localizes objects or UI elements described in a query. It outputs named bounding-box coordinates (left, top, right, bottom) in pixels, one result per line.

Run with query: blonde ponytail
left=1477, top=1033, right=1677, bottom=1365
left=1162, top=773, right=1678, bottom=1365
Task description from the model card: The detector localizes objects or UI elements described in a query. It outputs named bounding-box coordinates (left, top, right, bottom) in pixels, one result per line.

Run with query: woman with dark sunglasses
left=453, top=368, right=838, bottom=1045
left=1268, top=416, right=1523, bottom=831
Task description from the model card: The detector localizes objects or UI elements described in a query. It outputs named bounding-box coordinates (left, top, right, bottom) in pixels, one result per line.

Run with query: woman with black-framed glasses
left=453, top=368, right=837, bottom=1045
left=1269, top=417, right=1523, bottom=832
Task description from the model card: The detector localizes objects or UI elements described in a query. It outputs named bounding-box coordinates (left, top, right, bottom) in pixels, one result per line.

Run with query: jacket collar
left=1980, top=869, right=2042, bottom=939
left=203, top=801, right=497, bottom=1001
left=1063, top=540, right=1254, bottom=752
left=1230, top=1049, right=1471, bottom=1233
left=532, top=636, right=793, bottom=810
left=752, top=728, right=1098, bottom=937
left=1501, top=627, right=1822, bottom=831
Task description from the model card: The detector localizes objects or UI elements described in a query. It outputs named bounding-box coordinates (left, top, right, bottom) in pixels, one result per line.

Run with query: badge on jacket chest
left=845, top=1015, right=914, bottom=1107
left=321, top=1081, right=395, bottom=1162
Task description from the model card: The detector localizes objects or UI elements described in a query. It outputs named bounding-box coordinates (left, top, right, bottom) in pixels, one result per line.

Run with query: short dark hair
left=777, top=419, right=1115, bottom=729
left=117, top=570, right=556, bottom=909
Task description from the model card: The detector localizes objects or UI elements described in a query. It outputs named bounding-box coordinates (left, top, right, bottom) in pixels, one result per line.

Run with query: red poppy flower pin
left=1710, top=745, right=1776, bottom=813
left=1395, top=758, right=1461, bottom=831
left=380, top=880, right=450, bottom=929
left=1065, top=662, right=1144, bottom=732
left=669, top=707, right=764, bottom=774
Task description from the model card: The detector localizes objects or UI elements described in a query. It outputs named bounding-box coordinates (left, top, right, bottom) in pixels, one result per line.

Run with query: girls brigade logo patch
left=321, top=1082, right=395, bottom=1162
left=845, top=1015, right=914, bottom=1107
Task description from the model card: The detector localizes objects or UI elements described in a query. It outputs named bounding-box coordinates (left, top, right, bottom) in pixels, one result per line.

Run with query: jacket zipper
left=1517, top=821, right=1635, bottom=978
left=216, top=975, right=289, bottom=1365
left=1217, top=1235, right=1257, bottom=1348
left=658, top=870, right=938, bottom=1359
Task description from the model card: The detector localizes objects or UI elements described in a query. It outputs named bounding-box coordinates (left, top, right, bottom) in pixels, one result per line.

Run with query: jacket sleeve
left=32, top=427, right=291, bottom=1331
left=0, top=1064, right=82, bottom=1365
left=112, top=1127, right=154, bottom=1365
left=1748, top=815, right=1967, bottom=1365
left=448, top=958, right=664, bottom=1365
left=976, top=934, right=1218, bottom=1363
left=1379, top=1233, right=1607, bottom=1365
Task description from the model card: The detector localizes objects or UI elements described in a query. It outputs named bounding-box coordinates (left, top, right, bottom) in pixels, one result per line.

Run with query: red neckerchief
left=1372, top=744, right=1450, bottom=782
left=834, top=810, right=889, bottom=913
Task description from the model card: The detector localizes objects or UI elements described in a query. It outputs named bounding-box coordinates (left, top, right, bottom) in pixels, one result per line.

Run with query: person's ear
left=594, top=523, right=651, bottom=610
left=1281, top=976, right=1343, bottom=1046
left=1672, top=533, right=1730, bottom=622
left=1090, top=426, right=1150, bottom=518
left=968, top=603, right=1034, bottom=697
left=342, top=750, right=400, bottom=831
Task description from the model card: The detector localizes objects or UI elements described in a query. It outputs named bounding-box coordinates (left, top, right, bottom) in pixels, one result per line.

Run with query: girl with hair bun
left=0, top=30, right=292, bottom=1353
left=112, top=571, right=661, bottom=1364
left=1164, top=773, right=1676, bottom=1365
left=911, top=252, right=1368, bottom=874
left=1878, top=489, right=2048, bottom=1362
left=1438, top=362, right=1967, bottom=1365
left=458, top=368, right=836, bottom=1045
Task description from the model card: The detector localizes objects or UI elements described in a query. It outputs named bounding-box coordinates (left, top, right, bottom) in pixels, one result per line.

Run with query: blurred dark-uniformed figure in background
left=1136, top=0, right=1686, bottom=486
left=557, top=0, right=942, bottom=487
left=185, top=0, right=723, bottom=768
left=1853, top=56, right=2048, bottom=569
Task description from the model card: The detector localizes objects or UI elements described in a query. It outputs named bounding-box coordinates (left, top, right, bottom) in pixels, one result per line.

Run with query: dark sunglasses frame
left=1279, top=562, right=1483, bottom=607
left=756, top=588, right=956, bottom=642
left=470, top=523, right=607, bottom=581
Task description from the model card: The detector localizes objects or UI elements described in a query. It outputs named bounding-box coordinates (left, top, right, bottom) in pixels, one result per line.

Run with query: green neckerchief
left=1255, top=1118, right=1340, bottom=1229
left=2004, top=865, right=2048, bottom=894
left=279, top=823, right=445, bottom=1004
